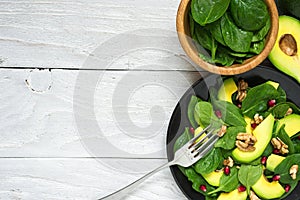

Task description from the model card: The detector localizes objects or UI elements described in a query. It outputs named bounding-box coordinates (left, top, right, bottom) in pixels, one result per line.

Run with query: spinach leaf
left=194, top=148, right=223, bottom=174
left=194, top=101, right=220, bottom=127
left=191, top=0, right=230, bottom=26
left=277, top=125, right=295, bottom=154
left=262, top=142, right=274, bottom=157
left=274, top=154, right=300, bottom=184
left=213, top=100, right=246, bottom=126
left=194, top=24, right=214, bottom=51
left=249, top=39, right=265, bottom=54
left=287, top=102, right=300, bottom=114
left=238, top=165, right=263, bottom=194
left=208, top=18, right=226, bottom=46
left=278, top=180, right=298, bottom=199
left=173, top=127, right=193, bottom=153
left=269, top=103, right=290, bottom=119
left=208, top=167, right=239, bottom=194
left=293, top=139, right=300, bottom=153
left=230, top=0, right=269, bottom=31
left=188, top=95, right=202, bottom=128
left=215, top=126, right=245, bottom=150
left=242, top=83, right=280, bottom=118
left=221, top=13, right=253, bottom=53
left=277, top=86, right=287, bottom=103
left=189, top=12, right=195, bottom=39
left=252, top=17, right=271, bottom=42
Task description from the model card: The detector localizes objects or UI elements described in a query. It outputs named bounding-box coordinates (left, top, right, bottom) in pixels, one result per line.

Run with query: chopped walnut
left=285, top=108, right=293, bottom=116
left=236, top=79, right=248, bottom=102
left=250, top=191, right=261, bottom=200
left=290, top=165, right=298, bottom=180
left=217, top=125, right=227, bottom=137
left=271, top=137, right=289, bottom=154
left=236, top=133, right=257, bottom=152
left=253, top=113, right=264, bottom=125
left=223, top=157, right=234, bottom=167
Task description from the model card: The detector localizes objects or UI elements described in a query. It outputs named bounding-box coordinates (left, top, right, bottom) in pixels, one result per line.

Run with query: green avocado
left=269, top=16, right=300, bottom=83
left=201, top=170, right=223, bottom=187
left=266, top=154, right=286, bottom=172
left=232, top=114, right=274, bottom=163
left=217, top=189, right=247, bottom=200
left=217, top=78, right=238, bottom=103
left=252, top=173, right=285, bottom=199
left=276, top=114, right=300, bottom=137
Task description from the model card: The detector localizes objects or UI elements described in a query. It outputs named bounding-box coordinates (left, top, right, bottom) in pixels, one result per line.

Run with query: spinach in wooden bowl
left=190, top=0, right=271, bottom=66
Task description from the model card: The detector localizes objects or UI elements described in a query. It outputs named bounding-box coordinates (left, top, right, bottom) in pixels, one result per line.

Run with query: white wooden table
left=0, top=1, right=208, bottom=199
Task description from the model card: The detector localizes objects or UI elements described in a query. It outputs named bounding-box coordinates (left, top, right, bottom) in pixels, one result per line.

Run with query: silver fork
left=99, top=125, right=218, bottom=200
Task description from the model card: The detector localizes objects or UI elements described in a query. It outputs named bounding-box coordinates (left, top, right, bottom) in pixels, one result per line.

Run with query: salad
left=173, top=78, right=300, bottom=200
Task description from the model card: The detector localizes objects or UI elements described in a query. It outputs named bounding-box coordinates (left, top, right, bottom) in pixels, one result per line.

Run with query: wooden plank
left=0, top=69, right=205, bottom=157
left=0, top=158, right=186, bottom=199
left=0, top=0, right=205, bottom=71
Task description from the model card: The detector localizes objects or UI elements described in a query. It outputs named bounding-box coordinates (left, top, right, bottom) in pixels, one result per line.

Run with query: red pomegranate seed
left=224, top=166, right=230, bottom=175
left=238, top=185, right=246, bottom=192
left=200, top=185, right=207, bottom=192
left=273, top=149, right=280, bottom=154
left=273, top=174, right=281, bottom=181
left=215, top=110, right=222, bottom=118
left=237, top=103, right=242, bottom=109
left=189, top=127, right=195, bottom=134
left=251, top=123, right=257, bottom=129
left=261, top=156, right=267, bottom=165
left=268, top=99, right=276, bottom=107
left=285, top=184, right=291, bottom=192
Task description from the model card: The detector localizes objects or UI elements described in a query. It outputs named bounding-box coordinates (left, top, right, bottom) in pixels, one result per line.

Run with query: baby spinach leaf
left=194, top=25, right=214, bottom=51
left=249, top=39, right=265, bottom=54
left=277, top=86, right=287, bottom=103
left=213, top=100, right=246, bottom=126
left=208, top=18, right=226, bottom=46
left=238, top=165, right=263, bottom=194
left=195, top=148, right=223, bottom=174
left=268, top=103, right=290, bottom=119
left=262, top=142, right=274, bottom=157
left=275, top=154, right=300, bottom=184
left=278, top=180, right=298, bottom=199
left=277, top=125, right=295, bottom=154
left=208, top=167, right=239, bottom=194
left=188, top=95, right=202, bottom=128
left=252, top=17, right=271, bottom=42
left=191, top=0, right=230, bottom=26
left=173, top=127, right=193, bottom=153
left=215, top=126, right=245, bottom=150
left=230, top=0, right=269, bottom=31
left=287, top=102, right=300, bottom=115
left=242, top=83, right=280, bottom=118
left=194, top=101, right=220, bottom=127
left=221, top=13, right=253, bottom=53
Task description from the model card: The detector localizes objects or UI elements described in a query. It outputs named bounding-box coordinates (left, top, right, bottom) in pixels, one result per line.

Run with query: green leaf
left=252, top=17, right=271, bottom=42
left=277, top=125, right=295, bottom=154
left=221, top=13, right=253, bottom=53
left=230, top=0, right=269, bottom=31
left=188, top=95, right=202, bottom=128
left=249, top=39, right=265, bottom=54
left=173, top=127, right=193, bottom=153
left=269, top=103, right=290, bottom=119
left=238, top=165, right=263, bottom=194
left=191, top=0, right=230, bottom=26
left=213, top=100, right=246, bottom=126
left=215, top=126, right=245, bottom=150
left=194, top=25, right=214, bottom=51
left=194, top=101, right=220, bottom=127
left=208, top=18, right=226, bottom=46
left=194, top=148, right=223, bottom=174
left=274, top=154, right=300, bottom=184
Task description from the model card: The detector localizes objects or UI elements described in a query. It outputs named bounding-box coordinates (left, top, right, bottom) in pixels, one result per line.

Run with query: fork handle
left=99, top=160, right=175, bottom=200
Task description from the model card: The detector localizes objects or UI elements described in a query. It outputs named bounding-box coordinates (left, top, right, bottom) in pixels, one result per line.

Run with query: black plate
left=166, top=66, right=300, bottom=200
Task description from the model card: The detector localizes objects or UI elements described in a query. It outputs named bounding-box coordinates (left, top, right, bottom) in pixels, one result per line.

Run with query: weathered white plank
left=0, top=0, right=202, bottom=71
left=0, top=158, right=186, bottom=200
left=0, top=69, right=204, bottom=157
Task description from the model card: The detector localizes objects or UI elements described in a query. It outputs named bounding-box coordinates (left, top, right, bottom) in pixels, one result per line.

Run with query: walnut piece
left=290, top=165, right=298, bottom=180
left=253, top=113, right=264, bottom=125
left=217, top=125, right=227, bottom=137
left=236, top=133, right=257, bottom=152
left=286, top=108, right=293, bottom=116
left=271, top=137, right=289, bottom=154
left=250, top=191, right=261, bottom=200
left=223, top=157, right=234, bottom=167
left=236, top=79, right=248, bottom=102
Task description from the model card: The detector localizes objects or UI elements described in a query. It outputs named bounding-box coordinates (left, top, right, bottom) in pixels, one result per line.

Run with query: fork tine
left=190, top=128, right=215, bottom=149
left=193, top=134, right=219, bottom=158
left=188, top=125, right=212, bottom=146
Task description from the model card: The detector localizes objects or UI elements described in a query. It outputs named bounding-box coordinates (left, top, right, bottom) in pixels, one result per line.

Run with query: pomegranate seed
left=273, top=149, right=280, bottom=154
left=261, top=156, right=267, bottom=165
left=285, top=184, right=291, bottom=192
left=224, top=166, right=230, bottom=175
left=189, top=127, right=195, bottom=134
left=238, top=185, right=246, bottom=192
left=298, top=135, right=300, bottom=140
left=237, top=103, right=242, bottom=109
left=215, top=110, right=222, bottom=118
left=273, top=174, right=281, bottom=181
left=200, top=185, right=207, bottom=192
left=251, top=123, right=257, bottom=129
left=268, top=99, right=276, bottom=107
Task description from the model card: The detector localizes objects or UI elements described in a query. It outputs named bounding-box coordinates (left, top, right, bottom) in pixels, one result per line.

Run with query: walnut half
left=271, top=137, right=289, bottom=154
left=236, top=133, right=257, bottom=152
left=290, top=165, right=298, bottom=180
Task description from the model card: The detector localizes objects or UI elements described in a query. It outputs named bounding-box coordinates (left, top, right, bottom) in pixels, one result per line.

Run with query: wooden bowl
left=176, top=0, right=279, bottom=75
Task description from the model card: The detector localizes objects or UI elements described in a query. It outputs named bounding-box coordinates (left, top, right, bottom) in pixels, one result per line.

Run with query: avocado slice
left=266, top=154, right=286, bottom=172
left=266, top=80, right=279, bottom=89
left=244, top=116, right=252, bottom=134
left=276, top=114, right=300, bottom=137
left=201, top=170, right=223, bottom=187
left=269, top=16, right=300, bottom=83
left=232, top=114, right=274, bottom=163
left=252, top=173, right=285, bottom=199
left=217, top=189, right=247, bottom=200
left=217, top=78, right=238, bottom=103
